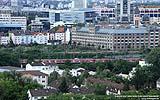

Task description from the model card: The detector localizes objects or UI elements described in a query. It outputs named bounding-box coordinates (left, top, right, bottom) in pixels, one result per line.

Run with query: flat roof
left=77, top=27, right=148, bottom=34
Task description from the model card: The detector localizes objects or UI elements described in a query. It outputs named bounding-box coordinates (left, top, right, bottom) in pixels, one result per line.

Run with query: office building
left=0, top=7, right=27, bottom=32
left=116, top=0, right=134, bottom=23
left=72, top=25, right=160, bottom=51
left=49, top=8, right=96, bottom=24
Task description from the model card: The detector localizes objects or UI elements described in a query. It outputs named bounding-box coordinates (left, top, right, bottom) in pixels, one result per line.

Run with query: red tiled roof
left=56, top=27, right=65, bottom=33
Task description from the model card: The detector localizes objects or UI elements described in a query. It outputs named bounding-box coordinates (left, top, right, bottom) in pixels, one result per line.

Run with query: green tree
left=48, top=71, right=60, bottom=84
left=58, top=77, right=69, bottom=93
left=146, top=48, right=160, bottom=88
left=93, top=84, right=106, bottom=95
left=131, top=65, right=148, bottom=90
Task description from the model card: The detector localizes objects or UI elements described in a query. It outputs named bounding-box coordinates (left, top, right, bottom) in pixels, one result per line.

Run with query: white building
left=0, top=7, right=27, bottom=31
left=20, top=71, right=48, bottom=87
left=70, top=68, right=85, bottom=77
left=49, top=27, right=71, bottom=44
left=139, top=60, right=151, bottom=67
left=10, top=31, right=49, bottom=45
left=26, top=62, right=59, bottom=75
left=0, top=33, right=9, bottom=45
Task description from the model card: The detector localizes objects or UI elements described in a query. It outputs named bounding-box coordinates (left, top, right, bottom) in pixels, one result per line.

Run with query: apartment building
left=94, top=7, right=116, bottom=21
left=9, top=30, right=49, bottom=45
left=139, top=6, right=160, bottom=24
left=72, top=25, right=160, bottom=51
left=49, top=27, right=71, bottom=44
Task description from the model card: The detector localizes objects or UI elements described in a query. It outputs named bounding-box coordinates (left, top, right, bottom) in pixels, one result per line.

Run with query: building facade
left=0, top=7, right=27, bottom=32
left=10, top=31, right=49, bottom=45
left=26, top=62, right=59, bottom=75
left=49, top=8, right=96, bottom=24
left=20, top=71, right=48, bottom=87
left=72, top=26, right=160, bottom=51
left=116, top=0, right=134, bottom=23
left=139, top=6, right=160, bottom=24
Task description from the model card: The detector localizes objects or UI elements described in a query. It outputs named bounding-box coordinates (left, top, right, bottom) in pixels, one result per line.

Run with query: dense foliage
left=131, top=47, right=160, bottom=90
left=0, top=45, right=142, bottom=66
left=0, top=71, right=42, bottom=100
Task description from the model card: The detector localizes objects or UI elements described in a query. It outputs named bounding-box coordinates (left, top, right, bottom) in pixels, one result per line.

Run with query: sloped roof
left=86, top=77, right=124, bottom=90
left=20, top=71, right=48, bottom=76
left=29, top=88, right=58, bottom=97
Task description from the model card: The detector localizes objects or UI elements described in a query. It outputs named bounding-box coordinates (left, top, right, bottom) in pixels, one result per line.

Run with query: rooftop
left=86, top=77, right=124, bottom=90
left=29, top=88, right=58, bottom=97
left=19, top=71, right=48, bottom=76
left=77, top=27, right=148, bottom=34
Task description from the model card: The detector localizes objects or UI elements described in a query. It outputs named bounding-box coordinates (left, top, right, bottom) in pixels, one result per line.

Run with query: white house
left=26, top=62, right=59, bottom=75
left=70, top=68, right=85, bottom=77
left=139, top=60, right=151, bottom=67
left=28, top=88, right=58, bottom=100
left=106, top=89, right=121, bottom=95
left=128, top=67, right=136, bottom=79
left=20, top=70, right=48, bottom=87
left=117, top=73, right=129, bottom=79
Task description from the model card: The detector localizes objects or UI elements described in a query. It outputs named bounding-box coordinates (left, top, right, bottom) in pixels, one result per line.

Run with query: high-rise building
left=116, top=0, right=134, bottom=23
left=72, top=0, right=87, bottom=9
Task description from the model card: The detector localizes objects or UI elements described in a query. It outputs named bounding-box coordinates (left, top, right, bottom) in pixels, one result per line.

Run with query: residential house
left=26, top=62, right=59, bottom=75
left=139, top=60, right=152, bottom=67
left=19, top=70, right=48, bottom=87
left=28, top=88, right=58, bottom=100
left=70, top=68, right=85, bottom=77
left=85, top=77, right=124, bottom=95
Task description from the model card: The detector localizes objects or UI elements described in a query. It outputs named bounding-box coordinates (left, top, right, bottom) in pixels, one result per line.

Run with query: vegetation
left=0, top=45, right=141, bottom=66
left=0, top=71, right=42, bottom=100
left=48, top=94, right=111, bottom=100
left=1, top=45, right=160, bottom=99
left=131, top=47, right=160, bottom=90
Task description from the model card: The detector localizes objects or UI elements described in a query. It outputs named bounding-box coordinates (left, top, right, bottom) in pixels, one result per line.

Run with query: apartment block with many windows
left=72, top=26, right=160, bottom=51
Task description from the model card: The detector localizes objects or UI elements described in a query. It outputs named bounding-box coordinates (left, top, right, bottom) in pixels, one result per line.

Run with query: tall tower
left=116, top=0, right=133, bottom=23
left=134, top=7, right=140, bottom=28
